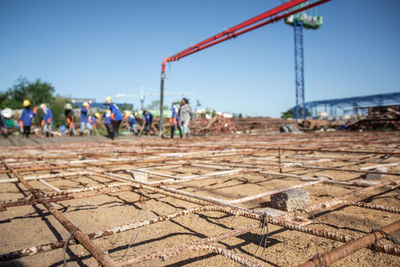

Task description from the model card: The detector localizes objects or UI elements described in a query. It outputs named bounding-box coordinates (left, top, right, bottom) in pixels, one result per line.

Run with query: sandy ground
left=0, top=132, right=399, bottom=267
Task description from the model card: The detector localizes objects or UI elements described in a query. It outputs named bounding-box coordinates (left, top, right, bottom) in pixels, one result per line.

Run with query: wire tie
left=63, top=227, right=80, bottom=267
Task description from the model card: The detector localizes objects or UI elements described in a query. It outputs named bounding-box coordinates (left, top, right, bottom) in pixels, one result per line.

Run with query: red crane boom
left=159, top=0, right=332, bottom=135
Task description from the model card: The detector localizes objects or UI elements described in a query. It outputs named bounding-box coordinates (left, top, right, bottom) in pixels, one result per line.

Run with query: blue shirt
left=89, top=116, right=96, bottom=125
left=128, top=115, right=137, bottom=126
left=171, top=106, right=180, bottom=122
left=20, top=108, right=36, bottom=127
left=142, top=112, right=153, bottom=124
left=80, top=106, right=89, bottom=123
left=109, top=104, right=123, bottom=121
left=0, top=109, right=5, bottom=128
left=103, top=112, right=111, bottom=125
left=42, top=108, right=53, bottom=123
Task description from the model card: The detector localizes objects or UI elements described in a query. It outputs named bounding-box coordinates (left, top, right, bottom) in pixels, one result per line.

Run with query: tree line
left=0, top=77, right=69, bottom=127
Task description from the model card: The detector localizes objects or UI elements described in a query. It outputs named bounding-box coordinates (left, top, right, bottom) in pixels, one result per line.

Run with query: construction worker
left=124, top=111, right=138, bottom=135
left=19, top=99, right=37, bottom=138
left=179, top=98, right=193, bottom=138
left=40, top=104, right=53, bottom=137
left=80, top=102, right=92, bottom=136
left=170, top=102, right=182, bottom=139
left=89, top=113, right=101, bottom=136
left=104, top=97, right=123, bottom=139
left=1, top=108, right=13, bottom=137
left=0, top=108, right=6, bottom=137
left=142, top=108, right=153, bottom=136
left=103, top=110, right=112, bottom=138
left=64, top=103, right=75, bottom=136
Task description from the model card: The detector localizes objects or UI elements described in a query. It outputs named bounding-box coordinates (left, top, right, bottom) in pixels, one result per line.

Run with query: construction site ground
left=0, top=131, right=400, bottom=267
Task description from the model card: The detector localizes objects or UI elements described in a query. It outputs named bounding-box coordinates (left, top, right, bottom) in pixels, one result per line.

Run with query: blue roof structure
left=302, top=92, right=400, bottom=118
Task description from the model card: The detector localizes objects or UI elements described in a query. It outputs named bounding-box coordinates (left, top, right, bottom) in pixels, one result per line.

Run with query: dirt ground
left=0, top=131, right=400, bottom=266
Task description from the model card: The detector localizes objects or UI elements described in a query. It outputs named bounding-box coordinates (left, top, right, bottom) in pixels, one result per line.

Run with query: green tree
left=281, top=107, right=311, bottom=119
left=0, top=77, right=55, bottom=109
left=0, top=77, right=70, bottom=128
left=49, top=96, right=70, bottom=128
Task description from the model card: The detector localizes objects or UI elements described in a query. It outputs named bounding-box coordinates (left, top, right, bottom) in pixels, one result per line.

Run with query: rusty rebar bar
left=0, top=159, right=119, bottom=267
left=347, top=201, right=400, bottom=214
left=117, top=223, right=261, bottom=266
left=183, top=244, right=266, bottom=267
left=298, top=219, right=400, bottom=267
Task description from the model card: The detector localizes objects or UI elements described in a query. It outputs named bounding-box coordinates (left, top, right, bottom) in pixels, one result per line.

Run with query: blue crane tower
left=284, top=1, right=323, bottom=120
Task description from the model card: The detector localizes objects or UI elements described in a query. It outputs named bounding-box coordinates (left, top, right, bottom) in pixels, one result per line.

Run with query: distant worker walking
left=0, top=108, right=6, bottom=137
left=40, top=104, right=53, bottom=137
left=103, top=110, right=112, bottom=138
left=89, top=113, right=101, bottom=136
left=170, top=102, right=182, bottom=139
left=124, top=111, right=138, bottom=135
left=105, top=97, right=123, bottom=139
left=19, top=99, right=37, bottom=138
left=80, top=102, right=92, bottom=136
left=64, top=103, right=75, bottom=136
left=179, top=98, right=193, bottom=138
left=142, top=109, right=153, bottom=136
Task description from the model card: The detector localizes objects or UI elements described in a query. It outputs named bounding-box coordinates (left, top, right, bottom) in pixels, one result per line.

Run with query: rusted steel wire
left=300, top=165, right=400, bottom=176
left=0, top=159, right=119, bottom=267
left=258, top=171, right=389, bottom=188
left=347, top=201, right=400, bottom=214
left=0, top=185, right=134, bottom=209
left=298, top=220, right=400, bottom=267
left=0, top=182, right=129, bottom=205
left=183, top=244, right=266, bottom=267
left=307, top=181, right=396, bottom=212
left=0, top=151, right=254, bottom=174
left=1, top=206, right=213, bottom=261
left=0, top=171, right=93, bottom=183
left=3, top=204, right=398, bottom=262
left=117, top=223, right=261, bottom=266
left=273, top=147, right=400, bottom=156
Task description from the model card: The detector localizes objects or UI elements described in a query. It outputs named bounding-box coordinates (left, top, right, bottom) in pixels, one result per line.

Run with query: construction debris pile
left=1, top=131, right=400, bottom=266
left=191, top=115, right=238, bottom=135
left=232, top=117, right=288, bottom=133
left=297, top=119, right=340, bottom=131
left=351, top=105, right=400, bottom=131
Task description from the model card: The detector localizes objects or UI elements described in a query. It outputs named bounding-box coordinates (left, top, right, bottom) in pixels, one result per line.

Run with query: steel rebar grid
left=0, top=159, right=119, bottom=267
left=2, top=205, right=398, bottom=262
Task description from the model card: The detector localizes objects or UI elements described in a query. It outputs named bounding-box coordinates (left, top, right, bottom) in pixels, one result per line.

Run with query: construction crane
left=115, top=87, right=156, bottom=110
left=283, top=1, right=324, bottom=120
left=158, top=0, right=332, bottom=135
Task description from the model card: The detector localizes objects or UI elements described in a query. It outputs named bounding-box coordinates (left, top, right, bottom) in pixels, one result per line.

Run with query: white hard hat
left=2, top=108, right=12, bottom=119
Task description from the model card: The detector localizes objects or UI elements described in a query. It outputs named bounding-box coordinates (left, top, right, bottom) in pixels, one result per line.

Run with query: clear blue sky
left=1, top=0, right=399, bottom=117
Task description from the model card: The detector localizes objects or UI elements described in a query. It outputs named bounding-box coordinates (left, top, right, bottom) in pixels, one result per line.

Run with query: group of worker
left=65, top=97, right=136, bottom=140
left=18, top=100, right=54, bottom=138
left=7, top=96, right=193, bottom=139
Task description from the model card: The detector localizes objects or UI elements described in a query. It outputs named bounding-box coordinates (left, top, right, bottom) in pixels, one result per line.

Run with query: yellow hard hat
left=105, top=96, right=112, bottom=104
left=124, top=110, right=131, bottom=116
left=106, top=110, right=111, bottom=114
left=82, top=102, right=89, bottom=107
left=95, top=112, right=101, bottom=118
left=23, top=99, right=31, bottom=107
left=40, top=103, right=46, bottom=109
